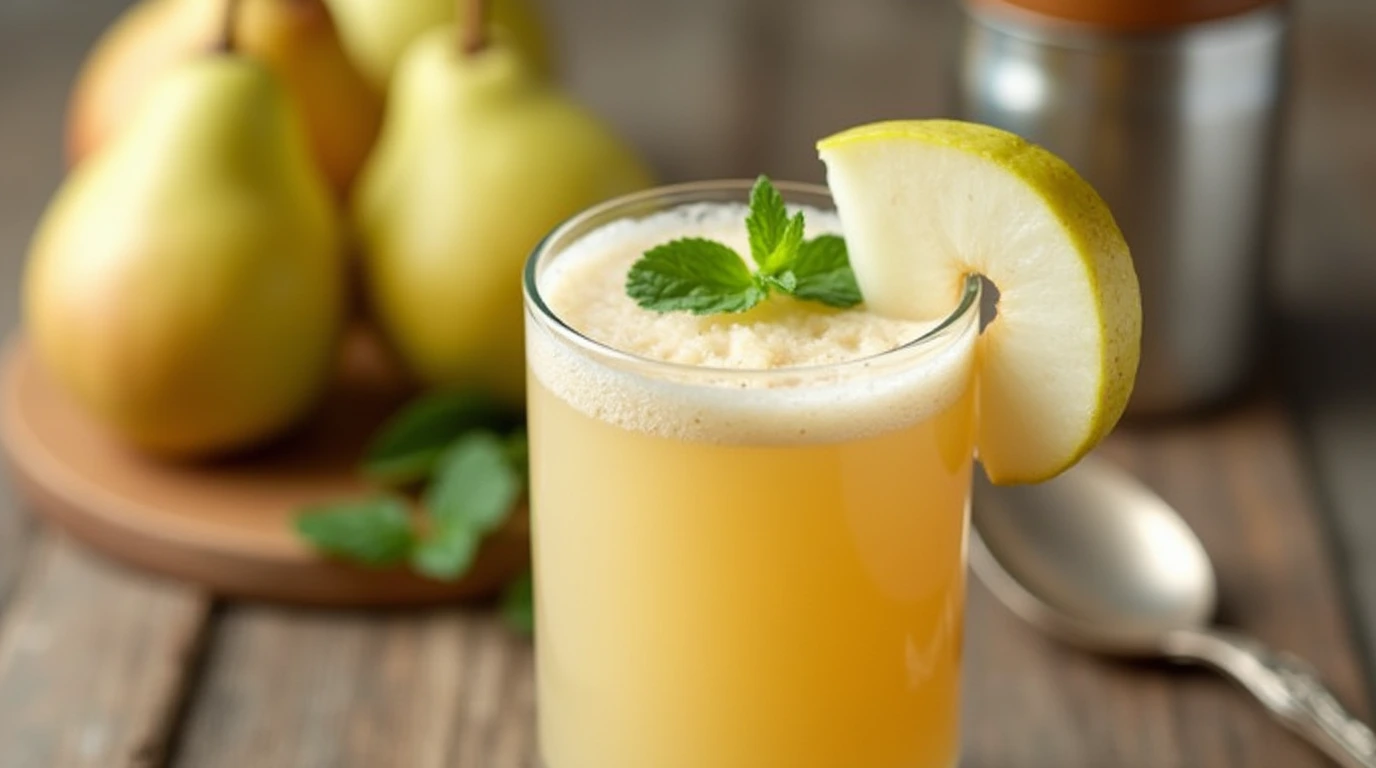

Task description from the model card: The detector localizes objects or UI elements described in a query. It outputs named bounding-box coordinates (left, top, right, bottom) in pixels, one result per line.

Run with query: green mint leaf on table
left=296, top=396, right=529, bottom=589
left=790, top=234, right=863, bottom=308
left=411, top=521, right=479, bottom=580
left=363, top=391, right=518, bottom=486
left=627, top=175, right=863, bottom=314
left=626, top=238, right=767, bottom=314
left=504, top=430, right=530, bottom=485
left=502, top=571, right=535, bottom=635
left=424, top=431, right=524, bottom=535
left=295, top=498, right=416, bottom=567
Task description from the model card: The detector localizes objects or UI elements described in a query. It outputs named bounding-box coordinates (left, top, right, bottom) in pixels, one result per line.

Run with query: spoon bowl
left=972, top=453, right=1376, bottom=768
left=972, top=453, right=1216, bottom=655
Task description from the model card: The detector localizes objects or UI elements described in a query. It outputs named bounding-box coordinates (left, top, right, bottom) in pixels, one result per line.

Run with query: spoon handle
left=1164, top=628, right=1376, bottom=768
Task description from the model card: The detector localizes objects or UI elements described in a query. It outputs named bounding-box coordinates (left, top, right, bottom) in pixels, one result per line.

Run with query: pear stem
left=459, top=0, right=489, bottom=56
left=217, top=0, right=242, bottom=53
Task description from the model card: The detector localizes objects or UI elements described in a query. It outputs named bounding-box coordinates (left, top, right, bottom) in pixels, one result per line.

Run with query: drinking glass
left=523, top=180, right=981, bottom=768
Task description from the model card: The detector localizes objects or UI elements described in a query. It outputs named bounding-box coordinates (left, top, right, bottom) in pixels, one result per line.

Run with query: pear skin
left=27, top=57, right=345, bottom=457
left=325, top=0, right=551, bottom=89
left=66, top=0, right=382, bottom=197
left=353, top=33, right=652, bottom=406
left=236, top=0, right=383, bottom=193
left=66, top=0, right=205, bottom=164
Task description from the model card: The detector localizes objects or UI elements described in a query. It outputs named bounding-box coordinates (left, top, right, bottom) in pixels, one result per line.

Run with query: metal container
left=955, top=0, right=1289, bottom=416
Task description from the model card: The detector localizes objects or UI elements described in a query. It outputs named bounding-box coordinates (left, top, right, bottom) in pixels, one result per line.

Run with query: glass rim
left=523, top=179, right=982, bottom=379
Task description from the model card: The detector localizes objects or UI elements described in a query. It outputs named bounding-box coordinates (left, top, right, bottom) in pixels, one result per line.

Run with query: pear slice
left=818, top=120, right=1141, bottom=484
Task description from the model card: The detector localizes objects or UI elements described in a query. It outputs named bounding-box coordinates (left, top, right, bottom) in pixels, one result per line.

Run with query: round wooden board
left=0, top=330, right=529, bottom=607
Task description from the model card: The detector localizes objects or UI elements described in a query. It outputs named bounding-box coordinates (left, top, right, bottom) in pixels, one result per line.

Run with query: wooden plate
left=0, top=330, right=529, bottom=606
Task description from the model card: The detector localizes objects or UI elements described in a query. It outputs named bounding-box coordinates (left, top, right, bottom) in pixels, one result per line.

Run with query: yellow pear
left=67, top=0, right=382, bottom=196
left=353, top=29, right=652, bottom=406
left=26, top=54, right=345, bottom=457
left=324, top=0, right=551, bottom=88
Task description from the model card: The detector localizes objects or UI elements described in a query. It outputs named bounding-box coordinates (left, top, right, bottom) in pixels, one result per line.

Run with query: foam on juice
left=527, top=202, right=977, bottom=444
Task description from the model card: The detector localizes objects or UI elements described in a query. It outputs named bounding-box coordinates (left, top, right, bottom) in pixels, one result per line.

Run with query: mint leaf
left=295, top=498, right=416, bottom=567
left=626, top=238, right=765, bottom=314
left=790, top=235, right=863, bottom=308
left=746, top=175, right=789, bottom=267
left=411, top=522, right=478, bottom=580
left=502, top=571, right=535, bottom=635
left=504, top=429, right=529, bottom=485
left=761, top=211, right=805, bottom=276
left=363, top=392, right=517, bottom=486
left=413, top=430, right=523, bottom=581
left=757, top=271, right=797, bottom=294
left=424, top=431, right=522, bottom=535
left=625, top=176, right=866, bottom=315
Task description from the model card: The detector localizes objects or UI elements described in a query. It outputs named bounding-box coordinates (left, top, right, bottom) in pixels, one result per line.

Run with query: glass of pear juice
left=523, top=180, right=982, bottom=768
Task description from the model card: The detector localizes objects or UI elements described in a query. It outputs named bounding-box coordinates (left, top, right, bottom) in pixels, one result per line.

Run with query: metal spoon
left=972, top=453, right=1376, bottom=768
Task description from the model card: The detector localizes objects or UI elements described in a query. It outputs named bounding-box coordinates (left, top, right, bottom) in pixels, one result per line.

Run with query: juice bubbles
left=524, top=182, right=980, bottom=768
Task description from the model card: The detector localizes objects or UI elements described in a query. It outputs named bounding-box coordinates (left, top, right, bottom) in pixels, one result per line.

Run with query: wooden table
left=2, top=1, right=1375, bottom=766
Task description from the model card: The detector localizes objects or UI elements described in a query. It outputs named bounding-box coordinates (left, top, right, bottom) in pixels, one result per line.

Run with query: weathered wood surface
left=0, top=6, right=217, bottom=768
left=1277, top=0, right=1376, bottom=674
left=174, top=607, right=536, bottom=768
left=166, top=401, right=1371, bottom=768
left=965, top=399, right=1372, bottom=768
left=0, top=0, right=1372, bottom=766
left=0, top=540, right=209, bottom=768
left=0, top=0, right=130, bottom=615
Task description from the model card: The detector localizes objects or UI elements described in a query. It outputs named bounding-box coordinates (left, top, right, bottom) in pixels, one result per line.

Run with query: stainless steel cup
left=955, top=2, right=1289, bottom=416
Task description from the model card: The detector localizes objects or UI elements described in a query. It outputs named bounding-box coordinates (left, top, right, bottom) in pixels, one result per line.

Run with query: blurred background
left=4, top=0, right=1371, bottom=610
left=0, top=0, right=1373, bottom=764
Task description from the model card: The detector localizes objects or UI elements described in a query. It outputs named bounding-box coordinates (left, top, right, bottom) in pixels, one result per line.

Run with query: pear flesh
left=353, top=34, right=652, bottom=406
left=26, top=57, right=345, bottom=457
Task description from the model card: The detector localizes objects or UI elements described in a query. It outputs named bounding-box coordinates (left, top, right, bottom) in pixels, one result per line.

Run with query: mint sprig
left=625, top=238, right=766, bottom=314
left=296, top=427, right=524, bottom=580
left=626, top=175, right=862, bottom=314
left=294, top=391, right=535, bottom=634
left=501, top=571, right=535, bottom=635
left=790, top=234, right=860, bottom=305
left=415, top=432, right=524, bottom=579
left=296, top=387, right=528, bottom=569
left=362, top=391, right=519, bottom=486
left=295, top=498, right=416, bottom=567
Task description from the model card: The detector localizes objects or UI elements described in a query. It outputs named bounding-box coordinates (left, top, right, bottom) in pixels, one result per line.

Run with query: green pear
left=25, top=55, right=345, bottom=457
left=324, top=0, right=551, bottom=88
left=66, top=0, right=383, bottom=198
left=353, top=30, right=652, bottom=406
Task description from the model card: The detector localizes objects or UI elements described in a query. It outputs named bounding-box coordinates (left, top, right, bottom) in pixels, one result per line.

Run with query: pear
left=67, top=0, right=382, bottom=196
left=26, top=53, right=344, bottom=457
left=324, top=0, right=550, bottom=89
left=353, top=28, right=652, bottom=406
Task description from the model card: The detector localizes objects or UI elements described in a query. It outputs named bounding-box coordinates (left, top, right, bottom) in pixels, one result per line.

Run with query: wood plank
left=175, top=0, right=1371, bottom=764
left=0, top=538, right=211, bottom=768
left=0, top=0, right=1368, bottom=766
left=170, top=404, right=1366, bottom=768
left=1277, top=0, right=1376, bottom=682
left=0, top=6, right=221, bottom=763
left=171, top=606, right=536, bottom=768
left=965, top=398, right=1370, bottom=768
left=0, top=497, right=36, bottom=612
left=0, top=0, right=132, bottom=612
